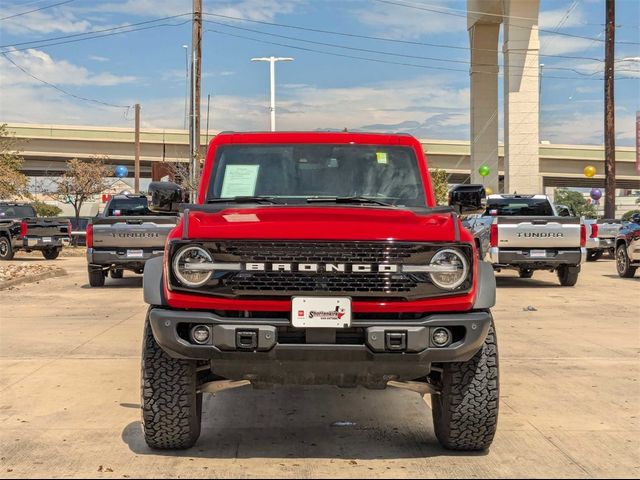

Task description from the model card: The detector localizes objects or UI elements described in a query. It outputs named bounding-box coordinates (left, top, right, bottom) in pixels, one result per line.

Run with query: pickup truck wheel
left=586, top=250, right=603, bottom=262
left=87, top=267, right=106, bottom=287
left=141, top=316, right=202, bottom=449
left=42, top=247, right=60, bottom=260
left=431, top=319, right=499, bottom=451
left=110, top=269, right=124, bottom=279
left=0, top=236, right=14, bottom=261
left=616, top=244, right=637, bottom=278
left=518, top=268, right=534, bottom=279
left=557, top=265, right=580, bottom=286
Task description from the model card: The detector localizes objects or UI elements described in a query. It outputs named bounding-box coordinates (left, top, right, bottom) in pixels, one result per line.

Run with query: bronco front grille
left=168, top=240, right=473, bottom=300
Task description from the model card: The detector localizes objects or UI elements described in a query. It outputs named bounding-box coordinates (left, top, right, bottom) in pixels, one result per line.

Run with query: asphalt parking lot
left=0, top=255, right=638, bottom=478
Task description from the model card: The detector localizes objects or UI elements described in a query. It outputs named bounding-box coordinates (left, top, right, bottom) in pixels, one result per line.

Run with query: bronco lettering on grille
left=243, top=263, right=399, bottom=273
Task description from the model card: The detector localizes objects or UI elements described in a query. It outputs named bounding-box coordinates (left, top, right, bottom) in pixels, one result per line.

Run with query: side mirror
left=448, top=184, right=486, bottom=215
left=149, top=181, right=183, bottom=213
left=632, top=213, right=640, bottom=225
left=555, top=205, right=572, bottom=217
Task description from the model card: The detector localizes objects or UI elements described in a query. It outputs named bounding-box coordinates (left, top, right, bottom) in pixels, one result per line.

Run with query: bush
left=622, top=210, right=640, bottom=221
left=554, top=188, right=597, bottom=218
left=32, top=200, right=62, bottom=217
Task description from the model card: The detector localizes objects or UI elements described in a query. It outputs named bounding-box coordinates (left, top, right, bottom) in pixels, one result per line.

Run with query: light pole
left=182, top=45, right=189, bottom=130
left=251, top=56, right=294, bottom=131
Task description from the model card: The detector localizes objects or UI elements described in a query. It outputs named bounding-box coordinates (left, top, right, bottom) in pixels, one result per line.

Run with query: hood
left=181, top=206, right=460, bottom=242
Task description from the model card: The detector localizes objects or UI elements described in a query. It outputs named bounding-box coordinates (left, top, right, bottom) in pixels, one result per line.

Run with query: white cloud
left=89, top=55, right=110, bottom=62
left=540, top=34, right=598, bottom=55
left=0, top=6, right=91, bottom=35
left=539, top=6, right=588, bottom=30
left=541, top=110, right=636, bottom=145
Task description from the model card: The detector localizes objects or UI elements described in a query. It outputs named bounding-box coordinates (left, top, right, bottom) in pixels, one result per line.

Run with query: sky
left=0, top=0, right=639, bottom=146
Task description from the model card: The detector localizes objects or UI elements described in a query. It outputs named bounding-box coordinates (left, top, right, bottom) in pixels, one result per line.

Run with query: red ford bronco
left=142, top=132, right=498, bottom=451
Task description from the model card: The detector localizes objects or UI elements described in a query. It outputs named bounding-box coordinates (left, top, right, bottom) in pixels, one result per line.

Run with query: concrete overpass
left=6, top=123, right=638, bottom=191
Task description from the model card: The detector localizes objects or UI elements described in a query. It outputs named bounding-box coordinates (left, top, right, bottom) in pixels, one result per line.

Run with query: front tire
left=616, top=244, right=637, bottom=278
left=141, top=315, right=202, bottom=449
left=42, top=247, right=60, bottom=260
left=0, top=236, right=14, bottom=261
left=431, top=319, right=499, bottom=451
left=557, top=265, right=580, bottom=286
left=88, top=266, right=105, bottom=287
left=586, top=250, right=603, bottom=262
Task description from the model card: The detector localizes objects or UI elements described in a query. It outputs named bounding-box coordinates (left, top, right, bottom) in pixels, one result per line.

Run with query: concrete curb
left=0, top=267, right=67, bottom=290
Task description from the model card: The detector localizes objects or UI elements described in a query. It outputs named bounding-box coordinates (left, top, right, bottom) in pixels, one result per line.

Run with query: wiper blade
left=306, top=196, right=393, bottom=207
left=207, top=196, right=281, bottom=204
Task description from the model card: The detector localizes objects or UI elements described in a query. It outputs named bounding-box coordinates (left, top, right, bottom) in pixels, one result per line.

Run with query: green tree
left=0, top=124, right=28, bottom=199
left=32, top=200, right=62, bottom=217
left=554, top=188, right=597, bottom=218
left=622, top=209, right=640, bottom=221
left=429, top=169, right=449, bottom=206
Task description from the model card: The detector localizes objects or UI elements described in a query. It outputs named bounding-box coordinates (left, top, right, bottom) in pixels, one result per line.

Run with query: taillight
left=20, top=221, right=27, bottom=238
left=590, top=224, right=598, bottom=239
left=86, top=224, right=93, bottom=248
left=580, top=224, right=587, bottom=247
left=490, top=223, right=498, bottom=247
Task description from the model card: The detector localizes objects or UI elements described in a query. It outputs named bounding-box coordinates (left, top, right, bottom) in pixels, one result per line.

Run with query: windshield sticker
left=376, top=152, right=388, bottom=164
left=220, top=164, right=260, bottom=198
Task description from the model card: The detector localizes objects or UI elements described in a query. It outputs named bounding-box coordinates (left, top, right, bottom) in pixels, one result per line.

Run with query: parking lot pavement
left=0, top=255, right=638, bottom=478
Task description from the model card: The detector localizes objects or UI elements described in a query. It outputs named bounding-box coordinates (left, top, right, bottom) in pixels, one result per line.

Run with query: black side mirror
left=448, top=184, right=486, bottom=215
left=149, top=181, right=183, bottom=213
left=632, top=213, right=640, bottom=225
left=555, top=205, right=572, bottom=217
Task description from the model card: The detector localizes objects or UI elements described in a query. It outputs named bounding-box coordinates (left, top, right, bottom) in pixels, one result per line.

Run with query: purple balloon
left=590, top=188, right=602, bottom=200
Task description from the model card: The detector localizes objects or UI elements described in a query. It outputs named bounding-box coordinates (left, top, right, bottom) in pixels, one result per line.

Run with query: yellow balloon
left=485, top=187, right=494, bottom=195
left=584, top=166, right=596, bottom=178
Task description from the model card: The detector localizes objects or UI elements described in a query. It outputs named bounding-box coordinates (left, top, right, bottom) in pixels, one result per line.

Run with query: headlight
left=428, top=248, right=469, bottom=290
left=172, top=245, right=213, bottom=287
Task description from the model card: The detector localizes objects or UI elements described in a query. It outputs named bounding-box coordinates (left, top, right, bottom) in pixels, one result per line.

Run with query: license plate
left=127, top=249, right=144, bottom=258
left=292, top=297, right=352, bottom=328
left=42, top=237, right=52, bottom=243
left=530, top=249, right=547, bottom=258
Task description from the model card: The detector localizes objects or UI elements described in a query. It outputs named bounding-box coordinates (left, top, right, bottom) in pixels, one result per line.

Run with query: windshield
left=0, top=205, right=36, bottom=219
left=485, top=198, right=554, bottom=216
left=105, top=197, right=151, bottom=216
left=208, top=144, right=426, bottom=207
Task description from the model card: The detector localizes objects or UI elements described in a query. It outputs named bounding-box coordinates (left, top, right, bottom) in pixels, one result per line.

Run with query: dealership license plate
left=42, top=237, right=52, bottom=243
left=530, top=249, right=547, bottom=258
left=127, top=249, right=144, bottom=258
left=292, top=297, right=352, bottom=328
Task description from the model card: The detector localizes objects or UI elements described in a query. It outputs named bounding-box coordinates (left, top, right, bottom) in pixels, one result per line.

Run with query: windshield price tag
left=292, top=297, right=352, bottom=328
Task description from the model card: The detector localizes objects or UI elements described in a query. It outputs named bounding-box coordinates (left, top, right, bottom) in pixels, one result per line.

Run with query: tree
left=554, top=188, right=597, bottom=218
left=0, top=124, right=28, bottom=199
left=161, top=159, right=202, bottom=200
left=429, top=169, right=449, bottom=206
left=622, top=210, right=640, bottom=221
left=32, top=200, right=62, bottom=217
left=53, top=157, right=111, bottom=222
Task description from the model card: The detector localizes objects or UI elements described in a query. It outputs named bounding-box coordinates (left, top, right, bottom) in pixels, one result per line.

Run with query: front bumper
left=87, top=247, right=165, bottom=267
left=22, top=236, right=70, bottom=249
left=147, top=307, right=492, bottom=387
left=488, top=247, right=585, bottom=267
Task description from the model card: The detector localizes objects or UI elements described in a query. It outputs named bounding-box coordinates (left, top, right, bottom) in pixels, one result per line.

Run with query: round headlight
left=172, top=245, right=213, bottom=287
left=429, top=248, right=469, bottom=290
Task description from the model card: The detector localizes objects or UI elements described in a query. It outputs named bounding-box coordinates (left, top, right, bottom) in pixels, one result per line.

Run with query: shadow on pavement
left=601, top=274, right=639, bottom=281
left=80, top=277, right=143, bottom=289
left=121, top=386, right=488, bottom=460
left=495, top=276, right=560, bottom=289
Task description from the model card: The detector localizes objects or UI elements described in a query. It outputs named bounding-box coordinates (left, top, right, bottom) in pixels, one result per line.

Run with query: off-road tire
left=518, top=268, right=534, bottom=279
left=88, top=266, right=105, bottom=287
left=586, top=250, right=603, bottom=262
left=431, top=319, right=499, bottom=451
left=616, top=244, right=637, bottom=278
left=557, top=265, right=580, bottom=286
left=110, top=268, right=124, bottom=279
left=141, top=316, right=202, bottom=449
left=42, top=247, right=60, bottom=260
left=0, top=236, right=14, bottom=261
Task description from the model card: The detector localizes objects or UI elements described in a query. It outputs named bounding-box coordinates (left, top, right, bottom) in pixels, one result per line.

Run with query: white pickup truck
left=485, top=195, right=588, bottom=286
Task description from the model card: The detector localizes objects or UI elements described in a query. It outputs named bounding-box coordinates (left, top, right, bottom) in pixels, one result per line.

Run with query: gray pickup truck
left=584, top=219, right=622, bottom=261
left=485, top=194, right=587, bottom=286
left=86, top=194, right=178, bottom=287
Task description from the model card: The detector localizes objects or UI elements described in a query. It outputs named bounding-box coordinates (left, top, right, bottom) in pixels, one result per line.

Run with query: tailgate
left=25, top=218, right=70, bottom=237
left=91, top=216, right=178, bottom=249
left=496, top=216, right=582, bottom=248
left=596, top=222, right=621, bottom=238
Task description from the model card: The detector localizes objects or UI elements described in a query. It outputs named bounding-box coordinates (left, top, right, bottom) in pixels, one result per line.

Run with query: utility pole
left=251, top=56, right=294, bottom=131
left=189, top=0, right=202, bottom=201
left=206, top=93, right=211, bottom=146
left=134, top=103, right=141, bottom=193
left=604, top=0, right=616, bottom=219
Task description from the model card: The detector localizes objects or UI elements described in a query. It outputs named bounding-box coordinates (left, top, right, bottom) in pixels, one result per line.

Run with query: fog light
left=191, top=325, right=211, bottom=344
left=432, top=327, right=451, bottom=347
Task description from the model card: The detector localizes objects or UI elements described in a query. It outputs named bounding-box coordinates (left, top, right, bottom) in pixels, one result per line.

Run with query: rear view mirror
left=149, top=181, right=183, bottom=213
left=448, top=184, right=486, bottom=215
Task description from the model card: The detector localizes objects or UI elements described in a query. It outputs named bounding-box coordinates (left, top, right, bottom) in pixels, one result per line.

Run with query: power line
left=0, top=0, right=76, bottom=21
left=2, top=52, right=131, bottom=109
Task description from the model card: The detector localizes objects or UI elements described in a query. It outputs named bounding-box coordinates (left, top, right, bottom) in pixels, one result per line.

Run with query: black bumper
left=147, top=307, right=492, bottom=388
left=21, top=236, right=70, bottom=250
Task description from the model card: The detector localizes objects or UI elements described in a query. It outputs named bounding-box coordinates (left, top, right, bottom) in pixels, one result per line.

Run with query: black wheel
left=431, top=318, right=499, bottom=451
left=0, top=236, right=14, bottom=261
left=616, top=244, right=637, bottom=278
left=586, top=250, right=603, bottom=262
left=557, top=265, right=580, bottom=286
left=88, top=266, right=106, bottom=287
left=42, top=247, right=60, bottom=260
left=110, top=268, right=124, bottom=279
left=518, top=268, right=534, bottom=279
left=141, top=314, right=202, bottom=449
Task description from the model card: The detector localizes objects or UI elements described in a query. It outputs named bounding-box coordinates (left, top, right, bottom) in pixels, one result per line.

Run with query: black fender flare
left=473, top=261, right=496, bottom=309
left=143, top=256, right=166, bottom=306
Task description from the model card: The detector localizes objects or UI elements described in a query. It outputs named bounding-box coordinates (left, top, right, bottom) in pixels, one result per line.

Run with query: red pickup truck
left=141, top=132, right=498, bottom=451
